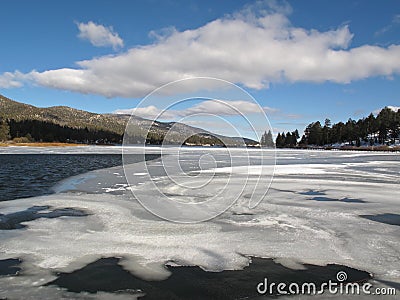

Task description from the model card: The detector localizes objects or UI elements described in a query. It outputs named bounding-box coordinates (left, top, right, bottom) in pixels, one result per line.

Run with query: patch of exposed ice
left=201, top=164, right=331, bottom=175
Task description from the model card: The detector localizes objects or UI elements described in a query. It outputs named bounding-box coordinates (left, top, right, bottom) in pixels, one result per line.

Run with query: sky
left=1, top=0, right=400, bottom=139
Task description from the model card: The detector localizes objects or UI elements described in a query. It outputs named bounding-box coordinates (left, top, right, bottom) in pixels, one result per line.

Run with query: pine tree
left=324, top=118, right=331, bottom=128
left=305, top=122, right=322, bottom=145
left=0, top=118, right=10, bottom=142
left=284, top=132, right=292, bottom=147
left=276, top=133, right=284, bottom=148
left=281, top=132, right=287, bottom=148
left=261, top=130, right=275, bottom=148
left=365, top=113, right=376, bottom=145
left=265, top=130, right=274, bottom=147
left=299, top=134, right=307, bottom=146
left=260, top=131, right=267, bottom=146
left=322, top=119, right=331, bottom=145
left=294, top=129, right=300, bottom=139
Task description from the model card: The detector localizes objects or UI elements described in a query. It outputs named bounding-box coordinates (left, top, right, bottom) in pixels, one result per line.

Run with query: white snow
left=0, top=148, right=399, bottom=299
left=201, top=164, right=330, bottom=175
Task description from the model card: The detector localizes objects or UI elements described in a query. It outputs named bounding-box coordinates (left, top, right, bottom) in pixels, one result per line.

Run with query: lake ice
left=0, top=148, right=399, bottom=299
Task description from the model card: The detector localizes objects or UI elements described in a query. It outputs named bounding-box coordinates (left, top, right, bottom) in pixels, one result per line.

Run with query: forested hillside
left=0, top=95, right=258, bottom=146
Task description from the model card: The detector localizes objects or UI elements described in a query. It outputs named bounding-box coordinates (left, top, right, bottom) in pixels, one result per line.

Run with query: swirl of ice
left=122, top=78, right=275, bottom=223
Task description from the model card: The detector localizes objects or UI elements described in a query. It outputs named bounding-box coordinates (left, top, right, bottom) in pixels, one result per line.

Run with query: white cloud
left=3, top=2, right=400, bottom=97
left=77, top=21, right=124, bottom=49
left=183, top=100, right=264, bottom=116
left=0, top=72, right=23, bottom=88
left=375, top=14, right=400, bottom=36
left=115, top=99, right=276, bottom=138
left=115, top=105, right=170, bottom=119
left=114, top=100, right=274, bottom=119
left=373, top=106, right=400, bottom=115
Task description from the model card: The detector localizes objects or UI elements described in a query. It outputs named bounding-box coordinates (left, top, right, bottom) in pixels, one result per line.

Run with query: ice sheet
left=0, top=149, right=399, bottom=299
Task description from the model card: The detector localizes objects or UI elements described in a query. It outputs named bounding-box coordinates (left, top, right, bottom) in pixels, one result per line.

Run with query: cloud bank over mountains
left=114, top=100, right=277, bottom=119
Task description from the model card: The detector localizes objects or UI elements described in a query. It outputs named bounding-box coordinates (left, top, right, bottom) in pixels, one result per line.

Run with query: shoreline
left=1, top=141, right=399, bottom=152
left=0, top=142, right=87, bottom=147
left=278, top=145, right=400, bottom=152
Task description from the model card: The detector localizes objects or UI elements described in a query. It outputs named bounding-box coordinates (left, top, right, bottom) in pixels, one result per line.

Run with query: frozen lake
left=0, top=147, right=399, bottom=299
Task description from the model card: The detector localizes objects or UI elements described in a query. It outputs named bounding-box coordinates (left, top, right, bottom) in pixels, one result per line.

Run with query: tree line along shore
left=263, top=107, right=400, bottom=151
left=1, top=106, right=399, bottom=151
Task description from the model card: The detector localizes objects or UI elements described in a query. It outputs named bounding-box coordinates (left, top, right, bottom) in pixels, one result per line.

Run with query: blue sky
left=1, top=0, right=400, bottom=139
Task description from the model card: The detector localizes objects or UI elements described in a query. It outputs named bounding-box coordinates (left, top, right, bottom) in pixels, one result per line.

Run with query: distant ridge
left=0, top=95, right=258, bottom=146
left=0, top=94, right=126, bottom=135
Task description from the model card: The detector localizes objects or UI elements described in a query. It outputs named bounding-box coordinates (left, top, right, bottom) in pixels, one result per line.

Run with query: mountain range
left=0, top=95, right=258, bottom=146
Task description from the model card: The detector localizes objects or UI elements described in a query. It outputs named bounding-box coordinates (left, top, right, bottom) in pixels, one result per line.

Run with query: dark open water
left=0, top=154, right=123, bottom=201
